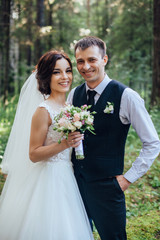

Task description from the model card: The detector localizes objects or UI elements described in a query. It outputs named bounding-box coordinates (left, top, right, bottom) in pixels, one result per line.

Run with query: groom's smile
left=82, top=70, right=95, bottom=78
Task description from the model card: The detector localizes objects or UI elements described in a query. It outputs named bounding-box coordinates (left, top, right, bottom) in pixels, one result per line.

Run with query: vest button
left=80, top=165, right=84, bottom=169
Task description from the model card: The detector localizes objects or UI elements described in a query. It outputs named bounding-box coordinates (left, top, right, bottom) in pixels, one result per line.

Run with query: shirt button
left=80, top=165, right=84, bottom=169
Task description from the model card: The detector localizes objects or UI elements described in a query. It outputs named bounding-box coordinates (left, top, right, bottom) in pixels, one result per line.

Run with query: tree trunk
left=87, top=0, right=90, bottom=28
left=35, top=0, right=45, bottom=62
left=0, top=0, right=4, bottom=97
left=59, top=15, right=63, bottom=45
left=3, top=0, right=11, bottom=102
left=48, top=4, right=53, bottom=50
left=57, top=1, right=64, bottom=45
left=18, top=44, right=22, bottom=93
left=9, top=2, right=20, bottom=96
left=26, top=0, right=33, bottom=68
left=151, top=0, right=160, bottom=105
left=95, top=0, right=100, bottom=36
left=101, top=0, right=109, bottom=38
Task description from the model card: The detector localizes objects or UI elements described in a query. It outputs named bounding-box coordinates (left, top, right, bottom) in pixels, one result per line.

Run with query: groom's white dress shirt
left=67, top=74, right=160, bottom=183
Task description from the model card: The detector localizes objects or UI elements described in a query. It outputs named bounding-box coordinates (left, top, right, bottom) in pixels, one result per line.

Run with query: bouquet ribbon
left=75, top=140, right=84, bottom=160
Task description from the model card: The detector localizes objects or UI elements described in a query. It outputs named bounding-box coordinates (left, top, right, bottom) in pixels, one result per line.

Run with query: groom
left=67, top=36, right=160, bottom=240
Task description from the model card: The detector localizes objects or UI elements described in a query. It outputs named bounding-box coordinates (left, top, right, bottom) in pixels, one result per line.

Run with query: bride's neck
left=47, top=93, right=66, bottom=107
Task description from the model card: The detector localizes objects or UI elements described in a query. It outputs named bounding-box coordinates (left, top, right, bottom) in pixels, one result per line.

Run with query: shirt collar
left=85, top=73, right=112, bottom=95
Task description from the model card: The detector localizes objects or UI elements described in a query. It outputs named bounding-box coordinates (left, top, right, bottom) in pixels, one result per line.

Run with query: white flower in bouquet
left=86, top=116, right=94, bottom=125
left=68, top=122, right=76, bottom=132
left=80, top=110, right=90, bottom=118
left=73, top=121, right=82, bottom=129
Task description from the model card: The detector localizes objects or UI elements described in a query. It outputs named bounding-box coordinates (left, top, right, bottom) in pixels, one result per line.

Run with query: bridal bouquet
left=53, top=104, right=96, bottom=159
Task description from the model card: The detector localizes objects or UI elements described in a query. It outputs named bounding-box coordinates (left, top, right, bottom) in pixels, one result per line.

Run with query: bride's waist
left=47, top=149, right=72, bottom=164
left=47, top=158, right=73, bottom=169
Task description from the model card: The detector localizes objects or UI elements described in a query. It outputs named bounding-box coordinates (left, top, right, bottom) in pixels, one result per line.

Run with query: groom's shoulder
left=75, top=83, right=85, bottom=90
left=68, top=83, right=85, bottom=99
left=109, top=80, right=129, bottom=99
left=111, top=79, right=128, bottom=90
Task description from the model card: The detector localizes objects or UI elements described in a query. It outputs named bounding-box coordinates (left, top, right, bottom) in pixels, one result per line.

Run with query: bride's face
left=50, top=58, right=72, bottom=94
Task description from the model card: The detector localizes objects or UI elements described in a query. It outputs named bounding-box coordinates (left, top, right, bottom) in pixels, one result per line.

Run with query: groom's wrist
left=116, top=175, right=131, bottom=191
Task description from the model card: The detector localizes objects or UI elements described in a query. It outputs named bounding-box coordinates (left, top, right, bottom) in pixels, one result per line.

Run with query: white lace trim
left=39, top=102, right=56, bottom=124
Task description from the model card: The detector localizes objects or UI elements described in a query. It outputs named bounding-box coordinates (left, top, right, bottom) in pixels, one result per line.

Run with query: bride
left=0, top=50, right=94, bottom=240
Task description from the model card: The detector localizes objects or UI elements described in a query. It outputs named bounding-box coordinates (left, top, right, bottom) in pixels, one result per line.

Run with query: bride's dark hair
left=36, top=50, right=72, bottom=95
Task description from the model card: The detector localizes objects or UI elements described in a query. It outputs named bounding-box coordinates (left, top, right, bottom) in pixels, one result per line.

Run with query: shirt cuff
left=123, top=168, right=140, bottom=183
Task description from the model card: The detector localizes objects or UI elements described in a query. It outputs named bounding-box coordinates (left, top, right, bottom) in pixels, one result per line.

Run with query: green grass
left=127, top=210, right=160, bottom=240
left=0, top=99, right=160, bottom=240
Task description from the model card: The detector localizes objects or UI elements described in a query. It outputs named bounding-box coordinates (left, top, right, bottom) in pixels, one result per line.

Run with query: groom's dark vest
left=72, top=80, right=130, bottom=181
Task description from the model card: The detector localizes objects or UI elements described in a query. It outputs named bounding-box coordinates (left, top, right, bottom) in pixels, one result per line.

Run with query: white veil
left=1, top=71, right=44, bottom=175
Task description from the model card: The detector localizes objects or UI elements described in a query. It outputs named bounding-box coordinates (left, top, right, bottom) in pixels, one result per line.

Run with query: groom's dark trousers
left=72, top=80, right=130, bottom=240
left=75, top=173, right=127, bottom=240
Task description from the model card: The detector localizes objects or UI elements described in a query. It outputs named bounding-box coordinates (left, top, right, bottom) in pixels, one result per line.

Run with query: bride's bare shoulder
left=32, top=107, right=51, bottom=126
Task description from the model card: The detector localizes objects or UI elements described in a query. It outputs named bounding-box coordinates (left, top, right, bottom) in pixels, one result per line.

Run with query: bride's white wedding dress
left=0, top=101, right=94, bottom=240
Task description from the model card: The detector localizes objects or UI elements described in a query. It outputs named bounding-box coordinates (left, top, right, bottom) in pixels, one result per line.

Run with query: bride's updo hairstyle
left=36, top=50, right=72, bottom=95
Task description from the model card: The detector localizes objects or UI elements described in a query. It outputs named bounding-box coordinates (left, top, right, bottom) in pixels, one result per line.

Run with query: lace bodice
left=39, top=101, right=72, bottom=165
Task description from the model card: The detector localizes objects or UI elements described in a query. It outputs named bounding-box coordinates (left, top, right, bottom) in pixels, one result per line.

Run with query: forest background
left=0, top=0, right=160, bottom=239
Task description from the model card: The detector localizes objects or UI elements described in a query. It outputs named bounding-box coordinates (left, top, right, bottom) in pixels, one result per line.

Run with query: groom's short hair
left=74, top=36, right=106, bottom=58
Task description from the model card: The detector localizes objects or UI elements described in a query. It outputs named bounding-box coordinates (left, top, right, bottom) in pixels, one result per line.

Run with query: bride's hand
left=66, top=132, right=84, bottom=148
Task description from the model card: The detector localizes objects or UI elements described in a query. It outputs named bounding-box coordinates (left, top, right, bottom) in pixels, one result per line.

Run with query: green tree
left=107, top=0, right=153, bottom=103
left=1, top=0, right=11, bottom=101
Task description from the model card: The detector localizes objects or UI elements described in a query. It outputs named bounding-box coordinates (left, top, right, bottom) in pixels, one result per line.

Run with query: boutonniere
left=104, top=102, right=114, bottom=114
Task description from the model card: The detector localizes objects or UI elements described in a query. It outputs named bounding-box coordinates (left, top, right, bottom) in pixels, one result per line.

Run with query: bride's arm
left=29, top=108, right=82, bottom=163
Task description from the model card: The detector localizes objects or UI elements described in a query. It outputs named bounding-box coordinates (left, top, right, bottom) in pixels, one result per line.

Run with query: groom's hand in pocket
left=116, top=175, right=131, bottom=192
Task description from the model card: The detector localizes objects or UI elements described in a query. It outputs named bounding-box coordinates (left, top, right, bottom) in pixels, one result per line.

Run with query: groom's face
left=75, top=46, right=108, bottom=88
